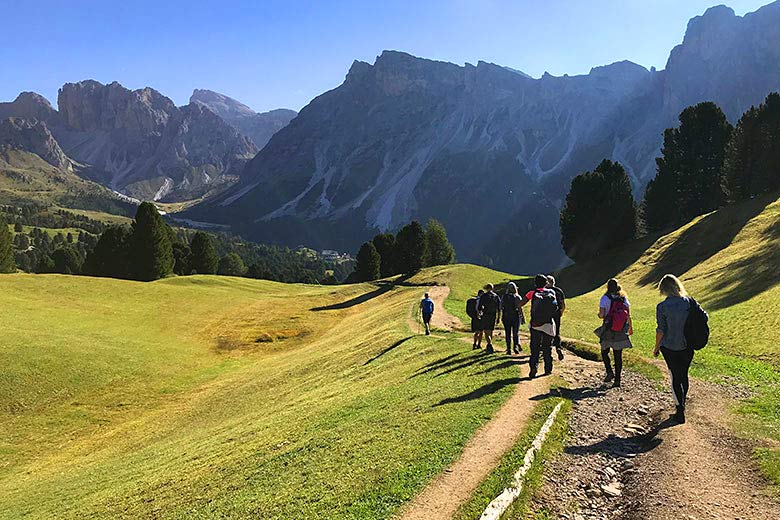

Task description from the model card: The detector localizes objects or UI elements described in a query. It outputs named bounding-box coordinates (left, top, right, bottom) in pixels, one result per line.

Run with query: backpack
left=606, top=295, right=630, bottom=332
left=502, top=293, right=519, bottom=319
left=684, top=297, right=710, bottom=350
left=421, top=298, right=434, bottom=315
left=480, top=292, right=499, bottom=315
left=530, top=289, right=558, bottom=325
left=466, top=297, right=478, bottom=319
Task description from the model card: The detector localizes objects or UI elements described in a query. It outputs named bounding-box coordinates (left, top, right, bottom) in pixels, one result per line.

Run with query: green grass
left=453, top=388, right=571, bottom=520
left=8, top=223, right=93, bottom=238
left=0, top=273, right=525, bottom=519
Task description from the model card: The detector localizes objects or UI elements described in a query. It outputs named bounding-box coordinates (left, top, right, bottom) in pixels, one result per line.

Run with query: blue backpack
left=422, top=298, right=434, bottom=314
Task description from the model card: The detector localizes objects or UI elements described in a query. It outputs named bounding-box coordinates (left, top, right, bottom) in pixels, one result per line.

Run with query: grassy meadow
left=1, top=273, right=526, bottom=519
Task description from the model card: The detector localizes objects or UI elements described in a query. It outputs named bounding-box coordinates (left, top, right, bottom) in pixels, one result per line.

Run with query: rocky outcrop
left=188, top=2, right=780, bottom=272
left=190, top=89, right=297, bottom=150
left=0, top=92, right=60, bottom=124
left=0, top=118, right=72, bottom=170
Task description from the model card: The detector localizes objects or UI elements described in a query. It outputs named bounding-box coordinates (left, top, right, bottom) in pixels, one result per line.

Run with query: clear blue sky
left=0, top=0, right=771, bottom=113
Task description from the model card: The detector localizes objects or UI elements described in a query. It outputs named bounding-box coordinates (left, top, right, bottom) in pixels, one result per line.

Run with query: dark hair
left=534, top=274, right=548, bottom=289
left=477, top=289, right=485, bottom=296
left=606, top=278, right=626, bottom=298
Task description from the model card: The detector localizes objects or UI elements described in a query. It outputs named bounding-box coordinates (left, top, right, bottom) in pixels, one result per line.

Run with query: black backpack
left=466, top=297, right=478, bottom=319
left=530, top=289, right=558, bottom=325
left=480, top=292, right=499, bottom=315
left=684, top=297, right=710, bottom=350
left=502, top=293, right=519, bottom=319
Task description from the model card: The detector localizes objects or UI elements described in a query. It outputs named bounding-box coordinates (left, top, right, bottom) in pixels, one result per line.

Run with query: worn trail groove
left=400, top=285, right=552, bottom=520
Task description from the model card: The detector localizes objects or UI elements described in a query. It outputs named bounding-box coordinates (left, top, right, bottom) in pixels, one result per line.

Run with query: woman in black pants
left=654, top=274, right=694, bottom=423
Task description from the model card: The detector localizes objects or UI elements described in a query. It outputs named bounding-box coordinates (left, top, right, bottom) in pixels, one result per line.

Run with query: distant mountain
left=0, top=81, right=258, bottom=202
left=187, top=1, right=780, bottom=272
left=0, top=118, right=72, bottom=171
left=190, top=89, right=297, bottom=150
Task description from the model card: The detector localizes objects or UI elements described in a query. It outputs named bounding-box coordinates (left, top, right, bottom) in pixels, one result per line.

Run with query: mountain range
left=3, top=2, right=780, bottom=271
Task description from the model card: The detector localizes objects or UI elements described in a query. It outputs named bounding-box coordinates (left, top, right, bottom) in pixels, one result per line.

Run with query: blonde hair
left=659, top=274, right=688, bottom=298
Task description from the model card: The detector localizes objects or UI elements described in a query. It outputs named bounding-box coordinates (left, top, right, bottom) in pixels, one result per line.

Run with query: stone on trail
left=601, top=482, right=622, bottom=497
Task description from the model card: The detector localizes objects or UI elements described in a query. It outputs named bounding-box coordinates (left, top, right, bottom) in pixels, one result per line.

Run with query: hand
left=628, top=326, right=634, bottom=336
left=653, top=347, right=660, bottom=357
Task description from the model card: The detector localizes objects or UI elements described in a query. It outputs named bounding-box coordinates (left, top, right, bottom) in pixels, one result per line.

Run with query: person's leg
left=542, top=333, right=554, bottom=374
left=423, top=314, right=431, bottom=335
left=554, top=316, right=564, bottom=360
left=529, top=329, right=541, bottom=377
left=511, top=320, right=520, bottom=353
left=503, top=321, right=512, bottom=354
left=613, top=349, right=623, bottom=387
left=679, top=348, right=694, bottom=407
left=601, top=346, right=614, bottom=381
left=661, top=348, right=686, bottom=421
left=474, top=330, right=483, bottom=349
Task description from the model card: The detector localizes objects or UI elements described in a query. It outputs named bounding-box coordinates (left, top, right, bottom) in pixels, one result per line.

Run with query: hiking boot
left=425, top=330, right=430, bottom=336
left=513, top=346, right=520, bottom=354
left=674, top=405, right=686, bottom=424
left=472, top=343, right=480, bottom=350
left=604, top=371, right=614, bottom=383
left=612, top=377, right=621, bottom=388
left=557, top=348, right=564, bottom=361
left=486, top=344, right=494, bottom=354
left=528, top=369, right=537, bottom=379
left=505, top=349, right=512, bottom=356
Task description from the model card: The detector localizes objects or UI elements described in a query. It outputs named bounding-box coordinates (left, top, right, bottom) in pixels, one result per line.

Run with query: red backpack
left=606, top=295, right=629, bottom=332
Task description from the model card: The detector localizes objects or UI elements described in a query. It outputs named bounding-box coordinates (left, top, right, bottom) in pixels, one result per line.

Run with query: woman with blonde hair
left=501, top=282, right=523, bottom=355
left=654, top=274, right=694, bottom=423
left=597, top=278, right=633, bottom=387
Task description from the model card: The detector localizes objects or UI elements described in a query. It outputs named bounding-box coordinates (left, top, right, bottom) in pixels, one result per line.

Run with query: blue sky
left=0, top=0, right=771, bottom=112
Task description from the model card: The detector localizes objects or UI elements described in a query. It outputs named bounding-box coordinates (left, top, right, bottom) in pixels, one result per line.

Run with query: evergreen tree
left=0, top=214, right=16, bottom=273
left=129, top=202, right=174, bottom=281
left=52, top=246, right=82, bottom=275
left=14, top=222, right=23, bottom=233
left=395, top=220, right=427, bottom=274
left=372, top=233, right=398, bottom=277
left=36, top=253, right=54, bottom=273
left=424, top=218, right=455, bottom=266
left=354, top=241, right=381, bottom=281
left=172, top=242, right=192, bottom=275
left=84, top=225, right=132, bottom=278
left=190, top=232, right=218, bottom=274
left=560, top=159, right=637, bottom=262
left=218, top=252, right=247, bottom=276
left=644, top=102, right=733, bottom=231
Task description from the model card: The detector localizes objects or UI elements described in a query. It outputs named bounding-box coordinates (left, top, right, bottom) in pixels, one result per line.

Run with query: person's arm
left=627, top=315, right=634, bottom=336
left=654, top=304, right=666, bottom=357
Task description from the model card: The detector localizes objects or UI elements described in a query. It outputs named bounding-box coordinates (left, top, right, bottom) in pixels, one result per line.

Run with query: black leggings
left=661, top=348, right=694, bottom=407
left=503, top=318, right=519, bottom=350
left=601, top=348, right=623, bottom=379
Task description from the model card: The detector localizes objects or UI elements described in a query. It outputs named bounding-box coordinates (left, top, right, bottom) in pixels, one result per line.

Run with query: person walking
left=546, top=275, right=566, bottom=361
left=654, top=274, right=697, bottom=423
left=477, top=284, right=501, bottom=353
left=420, top=292, right=434, bottom=335
left=520, top=274, right=559, bottom=378
left=501, top=282, right=523, bottom=355
left=466, top=289, right=485, bottom=350
left=597, top=278, right=633, bottom=387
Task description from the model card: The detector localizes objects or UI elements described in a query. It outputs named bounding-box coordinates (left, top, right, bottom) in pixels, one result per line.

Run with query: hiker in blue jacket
left=420, top=293, right=435, bottom=335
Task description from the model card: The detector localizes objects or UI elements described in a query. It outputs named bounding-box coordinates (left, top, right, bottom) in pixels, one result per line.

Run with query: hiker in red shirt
left=519, top=274, right=560, bottom=378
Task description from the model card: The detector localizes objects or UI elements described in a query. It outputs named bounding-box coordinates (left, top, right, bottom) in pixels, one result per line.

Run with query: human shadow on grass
left=364, top=336, right=414, bottom=365
left=311, top=275, right=434, bottom=311
left=474, top=357, right=530, bottom=374
left=434, top=377, right=531, bottom=406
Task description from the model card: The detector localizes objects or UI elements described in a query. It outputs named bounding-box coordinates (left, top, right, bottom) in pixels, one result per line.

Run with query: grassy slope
left=556, top=193, right=780, bottom=448
left=1, top=273, right=525, bottom=519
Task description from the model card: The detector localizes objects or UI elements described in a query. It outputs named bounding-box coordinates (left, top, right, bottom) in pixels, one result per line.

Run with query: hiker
left=420, top=292, right=434, bottom=335
left=654, top=274, right=697, bottom=423
left=501, top=282, right=524, bottom=355
left=466, top=289, right=485, bottom=350
left=546, top=275, right=566, bottom=361
left=477, top=283, right=501, bottom=353
left=597, top=278, right=633, bottom=387
left=520, top=274, right=559, bottom=377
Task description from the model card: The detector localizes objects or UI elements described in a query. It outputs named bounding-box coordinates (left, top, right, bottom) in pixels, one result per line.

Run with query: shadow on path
left=434, top=377, right=530, bottom=406
left=364, top=336, right=414, bottom=365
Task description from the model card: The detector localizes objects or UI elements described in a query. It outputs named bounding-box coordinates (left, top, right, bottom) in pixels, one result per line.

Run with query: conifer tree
left=372, top=233, right=398, bottom=277
left=130, top=202, right=174, bottom=281
left=354, top=241, right=381, bottom=281
left=52, top=246, right=82, bottom=275
left=395, top=220, right=427, bottom=274
left=424, top=218, right=455, bottom=266
left=218, top=252, right=247, bottom=276
left=84, top=225, right=132, bottom=278
left=0, top=214, right=16, bottom=273
left=190, top=232, right=218, bottom=275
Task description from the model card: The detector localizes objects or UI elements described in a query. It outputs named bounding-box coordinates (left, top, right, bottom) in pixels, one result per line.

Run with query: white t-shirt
left=600, top=294, right=630, bottom=316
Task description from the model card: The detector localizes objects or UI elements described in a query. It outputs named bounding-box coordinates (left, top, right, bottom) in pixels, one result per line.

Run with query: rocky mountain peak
left=0, top=117, right=72, bottom=170
left=0, top=91, right=59, bottom=122
left=190, top=89, right=256, bottom=120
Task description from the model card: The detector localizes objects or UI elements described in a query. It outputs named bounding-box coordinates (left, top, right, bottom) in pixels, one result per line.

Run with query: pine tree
left=218, top=253, right=247, bottom=276
left=129, top=202, right=174, bottom=281
left=395, top=220, right=427, bottom=274
left=172, top=242, right=192, bottom=275
left=644, top=102, right=733, bottom=231
left=722, top=106, right=761, bottom=202
left=354, top=241, right=381, bottom=281
left=0, top=214, right=16, bottom=273
left=14, top=222, right=23, bottom=233
left=424, top=218, right=455, bottom=266
left=84, top=225, right=132, bottom=278
left=372, top=233, right=398, bottom=277
left=560, top=159, right=637, bottom=262
left=52, top=246, right=82, bottom=275
left=190, top=232, right=218, bottom=275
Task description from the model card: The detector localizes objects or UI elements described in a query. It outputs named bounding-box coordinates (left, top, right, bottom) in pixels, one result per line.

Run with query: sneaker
left=529, top=369, right=537, bottom=379
left=513, top=346, right=521, bottom=354
left=425, top=330, right=430, bottom=336
left=557, top=348, right=564, bottom=361
left=486, top=344, right=494, bottom=354
left=505, top=349, right=512, bottom=356
left=544, top=369, right=552, bottom=376
left=604, top=372, right=614, bottom=383
left=612, top=378, right=621, bottom=388
left=472, top=344, right=480, bottom=350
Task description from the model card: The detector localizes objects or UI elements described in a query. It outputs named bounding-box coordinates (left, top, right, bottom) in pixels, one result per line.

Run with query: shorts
left=422, top=312, right=432, bottom=324
left=471, top=317, right=481, bottom=333
left=481, top=314, right=497, bottom=331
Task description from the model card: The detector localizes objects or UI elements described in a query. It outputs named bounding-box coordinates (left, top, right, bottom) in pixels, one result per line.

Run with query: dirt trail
left=399, top=285, right=552, bottom=519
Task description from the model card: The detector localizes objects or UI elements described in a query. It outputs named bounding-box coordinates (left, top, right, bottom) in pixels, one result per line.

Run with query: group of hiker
left=419, top=272, right=708, bottom=424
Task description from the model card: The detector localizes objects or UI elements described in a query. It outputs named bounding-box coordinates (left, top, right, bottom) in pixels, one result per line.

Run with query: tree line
left=351, top=218, right=455, bottom=281
left=560, top=92, right=780, bottom=262
left=0, top=202, right=354, bottom=282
